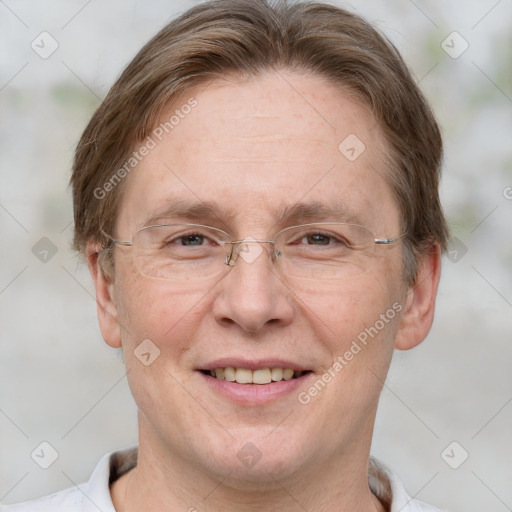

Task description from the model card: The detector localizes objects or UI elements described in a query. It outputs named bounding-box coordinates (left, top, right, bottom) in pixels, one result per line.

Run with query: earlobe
left=395, top=245, right=441, bottom=351
left=86, top=243, right=122, bottom=349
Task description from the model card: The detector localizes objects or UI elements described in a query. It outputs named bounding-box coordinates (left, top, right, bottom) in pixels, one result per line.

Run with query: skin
left=87, top=70, right=441, bottom=512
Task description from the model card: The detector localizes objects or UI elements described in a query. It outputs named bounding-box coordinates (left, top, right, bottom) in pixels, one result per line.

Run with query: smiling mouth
left=200, top=367, right=310, bottom=384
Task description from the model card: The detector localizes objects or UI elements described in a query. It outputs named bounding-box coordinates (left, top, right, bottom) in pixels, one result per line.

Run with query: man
left=2, top=0, right=448, bottom=510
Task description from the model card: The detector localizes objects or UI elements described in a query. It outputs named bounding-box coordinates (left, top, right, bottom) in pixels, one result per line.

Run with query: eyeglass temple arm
left=99, top=228, right=133, bottom=247
left=374, top=233, right=405, bottom=245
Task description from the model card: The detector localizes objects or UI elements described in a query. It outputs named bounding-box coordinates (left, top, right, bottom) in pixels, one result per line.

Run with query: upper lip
left=198, top=358, right=309, bottom=372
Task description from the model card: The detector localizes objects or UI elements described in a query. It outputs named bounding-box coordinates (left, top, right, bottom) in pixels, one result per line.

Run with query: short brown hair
left=71, top=0, right=448, bottom=284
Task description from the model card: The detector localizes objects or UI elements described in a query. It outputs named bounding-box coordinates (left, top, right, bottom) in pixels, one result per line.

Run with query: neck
left=111, top=422, right=386, bottom=512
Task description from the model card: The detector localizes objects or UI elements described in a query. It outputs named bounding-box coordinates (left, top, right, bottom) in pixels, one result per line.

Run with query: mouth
left=197, top=359, right=313, bottom=404
left=200, top=367, right=310, bottom=384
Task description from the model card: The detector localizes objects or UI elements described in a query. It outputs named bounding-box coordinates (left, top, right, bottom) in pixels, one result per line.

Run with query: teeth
left=253, top=368, right=272, bottom=384
left=208, top=367, right=302, bottom=384
left=224, top=367, right=236, bottom=382
left=283, top=368, right=294, bottom=380
left=235, top=368, right=252, bottom=384
left=271, top=368, right=283, bottom=381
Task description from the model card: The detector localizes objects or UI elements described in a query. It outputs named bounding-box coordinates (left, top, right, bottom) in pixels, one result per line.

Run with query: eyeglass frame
left=100, top=222, right=405, bottom=275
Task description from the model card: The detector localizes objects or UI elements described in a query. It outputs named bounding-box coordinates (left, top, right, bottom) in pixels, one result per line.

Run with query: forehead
left=117, top=71, right=399, bottom=233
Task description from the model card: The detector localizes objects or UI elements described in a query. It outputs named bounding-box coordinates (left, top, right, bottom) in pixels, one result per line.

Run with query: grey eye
left=303, top=234, right=331, bottom=245
left=177, top=234, right=206, bottom=246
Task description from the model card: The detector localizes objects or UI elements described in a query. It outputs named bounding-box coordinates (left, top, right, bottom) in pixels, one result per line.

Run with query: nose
left=212, top=240, right=294, bottom=333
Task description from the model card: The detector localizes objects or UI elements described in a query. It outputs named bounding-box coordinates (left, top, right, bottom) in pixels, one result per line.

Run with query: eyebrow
left=142, top=199, right=236, bottom=227
left=272, top=201, right=365, bottom=227
left=142, top=199, right=366, bottom=231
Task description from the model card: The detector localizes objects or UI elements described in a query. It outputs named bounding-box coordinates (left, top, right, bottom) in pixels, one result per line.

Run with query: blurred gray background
left=1, top=1, right=511, bottom=510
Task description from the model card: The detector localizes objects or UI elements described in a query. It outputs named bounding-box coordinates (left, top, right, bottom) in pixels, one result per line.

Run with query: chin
left=200, top=428, right=313, bottom=485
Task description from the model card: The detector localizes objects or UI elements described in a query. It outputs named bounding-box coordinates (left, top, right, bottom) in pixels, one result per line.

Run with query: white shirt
left=1, top=448, right=443, bottom=511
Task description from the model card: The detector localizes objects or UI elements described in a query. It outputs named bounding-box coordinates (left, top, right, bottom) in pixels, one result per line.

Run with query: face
left=90, top=71, right=434, bottom=486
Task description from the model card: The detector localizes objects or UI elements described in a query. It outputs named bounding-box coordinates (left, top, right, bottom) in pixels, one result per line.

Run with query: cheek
left=292, top=291, right=399, bottom=429
left=113, top=277, right=214, bottom=424
left=294, top=269, right=403, bottom=347
left=114, top=272, right=211, bottom=356
left=293, top=262, right=406, bottom=409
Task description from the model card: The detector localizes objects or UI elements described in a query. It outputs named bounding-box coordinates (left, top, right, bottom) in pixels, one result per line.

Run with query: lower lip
left=199, top=371, right=311, bottom=405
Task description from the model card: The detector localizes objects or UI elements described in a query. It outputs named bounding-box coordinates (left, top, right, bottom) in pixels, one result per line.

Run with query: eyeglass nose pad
left=271, top=249, right=281, bottom=262
left=224, top=248, right=237, bottom=267
left=223, top=240, right=278, bottom=267
left=225, top=240, right=263, bottom=267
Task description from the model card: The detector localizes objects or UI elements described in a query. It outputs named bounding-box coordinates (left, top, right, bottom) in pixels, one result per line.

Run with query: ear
left=395, top=245, right=441, bottom=350
left=86, top=243, right=122, bottom=348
